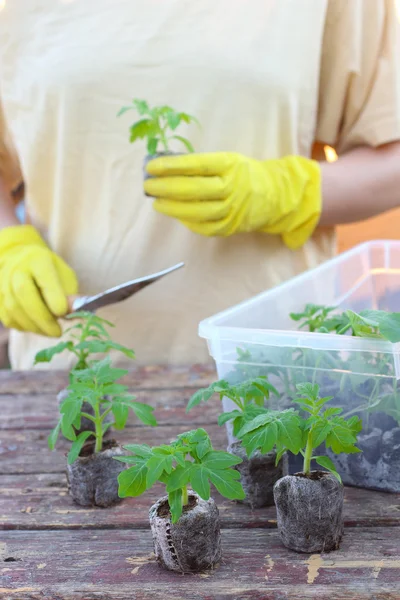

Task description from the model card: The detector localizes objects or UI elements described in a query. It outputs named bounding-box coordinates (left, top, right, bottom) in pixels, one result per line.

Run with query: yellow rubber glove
left=144, top=152, right=321, bottom=249
left=0, top=225, right=78, bottom=337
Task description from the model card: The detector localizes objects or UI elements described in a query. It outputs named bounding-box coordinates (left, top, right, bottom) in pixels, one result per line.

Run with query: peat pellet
left=66, top=440, right=126, bottom=507
left=57, top=388, right=113, bottom=435
left=149, top=491, right=221, bottom=573
left=228, top=441, right=288, bottom=508
left=274, top=471, right=344, bottom=553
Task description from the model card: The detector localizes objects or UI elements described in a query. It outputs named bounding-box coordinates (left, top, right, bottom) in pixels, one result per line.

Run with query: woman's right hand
left=0, top=225, right=78, bottom=336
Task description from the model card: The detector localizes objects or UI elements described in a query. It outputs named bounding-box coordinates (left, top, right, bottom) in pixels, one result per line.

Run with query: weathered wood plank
left=0, top=425, right=226, bottom=475
left=1, top=528, right=400, bottom=599
left=1, top=473, right=399, bottom=531
left=0, top=364, right=216, bottom=395
left=0, top=389, right=220, bottom=430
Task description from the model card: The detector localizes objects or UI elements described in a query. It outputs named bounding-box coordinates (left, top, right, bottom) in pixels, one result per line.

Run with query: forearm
left=0, top=175, right=19, bottom=230
left=319, top=141, right=400, bottom=226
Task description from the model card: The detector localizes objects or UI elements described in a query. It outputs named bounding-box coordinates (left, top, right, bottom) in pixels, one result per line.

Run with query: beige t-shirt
left=0, top=0, right=399, bottom=369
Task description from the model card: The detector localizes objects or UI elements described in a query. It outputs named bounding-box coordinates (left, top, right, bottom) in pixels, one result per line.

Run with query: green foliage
left=48, top=357, right=157, bottom=464
left=238, top=383, right=361, bottom=482
left=187, top=377, right=279, bottom=413
left=34, top=312, right=135, bottom=372
left=290, top=304, right=400, bottom=343
left=115, top=428, right=245, bottom=523
left=118, top=98, right=199, bottom=155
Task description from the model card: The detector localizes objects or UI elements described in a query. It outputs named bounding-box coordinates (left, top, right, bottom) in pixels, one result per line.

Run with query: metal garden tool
left=66, top=262, right=184, bottom=314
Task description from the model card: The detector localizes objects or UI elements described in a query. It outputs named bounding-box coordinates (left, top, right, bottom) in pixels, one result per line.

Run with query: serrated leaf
left=190, top=464, right=211, bottom=500
left=146, top=455, right=174, bottom=488
left=165, top=463, right=192, bottom=493
left=117, top=464, right=148, bottom=497
left=218, top=410, right=243, bottom=427
left=326, top=422, right=358, bottom=454
left=237, top=412, right=273, bottom=437
left=129, top=402, right=157, bottom=426
left=240, top=421, right=278, bottom=457
left=323, top=407, right=343, bottom=418
left=166, top=111, right=181, bottom=130
left=276, top=415, right=303, bottom=454
left=67, top=431, right=94, bottom=464
left=34, top=341, right=74, bottom=365
left=202, top=450, right=242, bottom=470
left=311, top=420, right=332, bottom=448
left=208, top=469, right=245, bottom=501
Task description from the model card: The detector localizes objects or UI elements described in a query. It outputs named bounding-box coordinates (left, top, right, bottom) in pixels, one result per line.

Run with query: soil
left=57, top=388, right=113, bottom=435
left=228, top=441, right=288, bottom=508
left=273, top=471, right=344, bottom=553
left=66, top=439, right=126, bottom=508
left=149, top=491, right=221, bottom=573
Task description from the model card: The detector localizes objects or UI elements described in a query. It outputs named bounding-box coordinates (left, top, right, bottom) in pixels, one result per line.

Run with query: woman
left=0, top=0, right=400, bottom=369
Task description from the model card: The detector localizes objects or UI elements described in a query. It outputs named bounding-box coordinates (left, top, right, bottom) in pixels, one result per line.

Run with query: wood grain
left=2, top=369, right=400, bottom=599
left=1, top=528, right=400, bottom=599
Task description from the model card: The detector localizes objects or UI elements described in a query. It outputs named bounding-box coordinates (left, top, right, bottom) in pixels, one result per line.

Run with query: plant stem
left=182, top=485, right=188, bottom=507
left=303, top=431, right=313, bottom=475
left=94, top=402, right=103, bottom=453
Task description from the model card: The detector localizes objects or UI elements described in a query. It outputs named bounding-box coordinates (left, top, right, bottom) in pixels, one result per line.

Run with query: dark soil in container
left=57, top=388, right=113, bottom=435
left=273, top=471, right=344, bottom=553
left=228, top=441, right=288, bottom=508
left=66, top=440, right=126, bottom=508
left=149, top=491, right=221, bottom=573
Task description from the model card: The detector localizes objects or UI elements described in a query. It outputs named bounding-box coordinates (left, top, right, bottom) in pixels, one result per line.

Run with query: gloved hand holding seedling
left=187, top=377, right=285, bottom=508
left=49, top=357, right=156, bottom=508
left=115, top=428, right=244, bottom=573
left=238, top=382, right=362, bottom=553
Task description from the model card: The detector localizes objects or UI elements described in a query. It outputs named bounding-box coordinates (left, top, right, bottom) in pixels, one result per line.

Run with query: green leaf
left=237, top=412, right=273, bottom=437
left=208, top=469, right=245, bottom=501
left=202, top=450, right=242, bottom=470
left=171, top=135, right=194, bottom=153
left=129, top=119, right=154, bottom=143
left=240, top=421, right=278, bottom=457
left=168, top=489, right=183, bottom=523
left=147, top=137, right=158, bottom=155
left=323, top=407, right=343, bottom=418
left=166, top=111, right=181, bottom=130
left=314, top=456, right=342, bottom=483
left=34, top=342, right=74, bottom=365
left=146, top=455, right=174, bottom=488
left=48, top=422, right=61, bottom=450
left=276, top=414, right=303, bottom=454
left=132, top=99, right=150, bottom=115
left=117, top=105, right=134, bottom=117
left=217, top=410, right=243, bottom=427
left=186, top=381, right=229, bottom=412
left=190, top=464, right=211, bottom=500
left=129, top=402, right=157, bottom=426
left=112, top=403, right=129, bottom=429
left=311, top=421, right=332, bottom=448
left=165, top=464, right=192, bottom=493
left=326, top=420, right=358, bottom=454
left=360, top=310, right=400, bottom=343
left=67, top=431, right=94, bottom=464
left=117, top=464, right=148, bottom=497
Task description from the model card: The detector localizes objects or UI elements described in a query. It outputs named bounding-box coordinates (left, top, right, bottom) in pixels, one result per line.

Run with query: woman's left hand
left=144, top=152, right=321, bottom=249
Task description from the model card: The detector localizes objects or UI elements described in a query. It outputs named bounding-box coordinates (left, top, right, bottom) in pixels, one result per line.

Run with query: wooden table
left=1, top=366, right=400, bottom=600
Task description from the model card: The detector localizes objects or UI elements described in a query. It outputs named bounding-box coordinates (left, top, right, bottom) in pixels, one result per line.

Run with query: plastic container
left=199, top=241, right=400, bottom=492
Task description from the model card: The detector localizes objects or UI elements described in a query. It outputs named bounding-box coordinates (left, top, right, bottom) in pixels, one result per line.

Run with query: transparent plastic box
left=199, top=241, right=400, bottom=492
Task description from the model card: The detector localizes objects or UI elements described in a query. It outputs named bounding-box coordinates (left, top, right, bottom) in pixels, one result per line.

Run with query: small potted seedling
left=187, top=377, right=287, bottom=508
left=49, top=357, right=157, bottom=507
left=35, top=312, right=135, bottom=434
left=117, top=98, right=199, bottom=186
left=115, top=428, right=245, bottom=572
left=239, top=382, right=362, bottom=553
